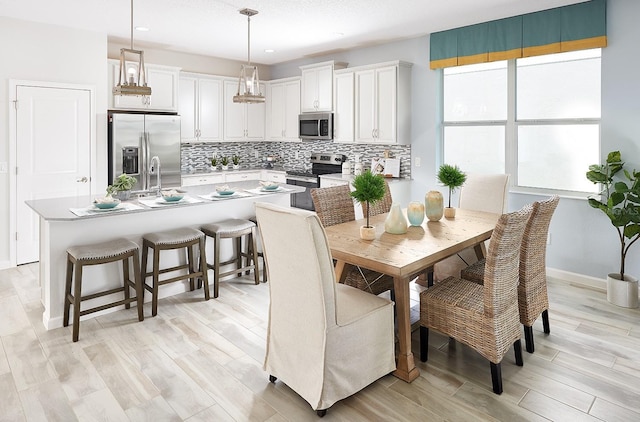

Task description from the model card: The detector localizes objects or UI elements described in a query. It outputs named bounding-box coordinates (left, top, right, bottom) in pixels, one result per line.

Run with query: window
left=442, top=49, right=601, bottom=194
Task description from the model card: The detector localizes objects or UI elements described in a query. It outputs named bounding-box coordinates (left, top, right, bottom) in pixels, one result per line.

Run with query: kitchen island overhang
left=26, top=181, right=304, bottom=330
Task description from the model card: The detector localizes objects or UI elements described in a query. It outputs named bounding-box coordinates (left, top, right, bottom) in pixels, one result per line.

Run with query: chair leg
left=213, top=234, right=221, bottom=298
left=141, top=240, right=149, bottom=300
left=235, top=237, right=243, bottom=277
left=542, top=309, right=550, bottom=334
left=269, top=375, right=277, bottom=383
left=122, top=255, right=131, bottom=309
left=420, top=326, right=429, bottom=362
left=490, top=362, right=503, bottom=394
left=316, top=409, right=327, bottom=418
left=524, top=325, right=535, bottom=353
left=251, top=229, right=259, bottom=285
left=63, top=256, right=73, bottom=327
left=187, top=243, right=196, bottom=291
left=514, top=339, right=523, bottom=366
left=132, top=249, right=144, bottom=322
left=72, top=263, right=83, bottom=342
left=199, top=237, right=210, bottom=301
left=152, top=247, right=160, bottom=317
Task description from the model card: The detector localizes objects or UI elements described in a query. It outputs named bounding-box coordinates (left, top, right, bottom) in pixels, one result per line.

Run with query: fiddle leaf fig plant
left=437, top=164, right=467, bottom=208
left=351, top=170, right=386, bottom=228
left=586, top=150, right=640, bottom=280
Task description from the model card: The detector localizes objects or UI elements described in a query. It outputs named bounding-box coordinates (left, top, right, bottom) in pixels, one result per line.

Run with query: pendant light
left=113, top=0, right=151, bottom=97
left=233, top=8, right=265, bottom=104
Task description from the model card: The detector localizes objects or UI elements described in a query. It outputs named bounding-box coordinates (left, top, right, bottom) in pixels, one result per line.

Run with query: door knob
left=76, top=176, right=88, bottom=183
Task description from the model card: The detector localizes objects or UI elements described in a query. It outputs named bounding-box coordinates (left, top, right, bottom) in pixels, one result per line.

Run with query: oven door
left=286, top=176, right=318, bottom=211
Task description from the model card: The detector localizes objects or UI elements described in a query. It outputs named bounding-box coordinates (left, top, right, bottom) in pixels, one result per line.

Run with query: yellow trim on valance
left=430, top=57, right=458, bottom=70
left=561, top=35, right=607, bottom=52
left=458, top=53, right=489, bottom=66
left=488, top=48, right=523, bottom=62
left=522, top=42, right=562, bottom=58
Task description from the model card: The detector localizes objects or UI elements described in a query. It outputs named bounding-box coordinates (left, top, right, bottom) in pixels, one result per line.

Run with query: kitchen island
left=26, top=181, right=303, bottom=330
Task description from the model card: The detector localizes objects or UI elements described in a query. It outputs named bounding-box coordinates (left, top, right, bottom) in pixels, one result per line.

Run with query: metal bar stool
left=141, top=227, right=209, bottom=317
left=63, top=238, right=144, bottom=342
left=200, top=219, right=259, bottom=298
left=248, top=216, right=267, bottom=282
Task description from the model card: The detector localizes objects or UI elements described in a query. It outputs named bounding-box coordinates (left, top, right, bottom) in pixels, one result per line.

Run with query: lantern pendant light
left=113, top=0, right=151, bottom=97
left=233, top=8, right=265, bottom=104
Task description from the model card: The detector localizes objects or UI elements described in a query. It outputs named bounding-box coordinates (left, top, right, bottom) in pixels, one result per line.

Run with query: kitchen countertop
left=320, top=173, right=412, bottom=183
left=182, top=166, right=286, bottom=176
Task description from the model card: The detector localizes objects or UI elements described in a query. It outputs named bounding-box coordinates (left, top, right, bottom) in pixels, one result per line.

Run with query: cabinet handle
left=76, top=176, right=88, bottom=183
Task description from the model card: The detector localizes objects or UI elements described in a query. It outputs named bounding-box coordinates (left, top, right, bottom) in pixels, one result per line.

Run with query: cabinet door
left=284, top=80, right=300, bottom=140
left=301, top=68, right=319, bottom=112
left=223, top=80, right=246, bottom=140
left=269, top=83, right=285, bottom=140
left=179, top=77, right=198, bottom=142
left=333, top=72, right=354, bottom=143
left=146, top=66, right=178, bottom=111
left=375, top=66, right=397, bottom=143
left=316, top=65, right=334, bottom=111
left=246, top=83, right=266, bottom=140
left=354, top=69, right=376, bottom=143
left=198, top=78, right=223, bottom=141
left=225, top=171, right=262, bottom=182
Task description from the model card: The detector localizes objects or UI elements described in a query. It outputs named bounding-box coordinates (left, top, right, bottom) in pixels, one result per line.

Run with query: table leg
left=474, top=242, right=487, bottom=260
left=333, top=260, right=352, bottom=284
left=392, top=275, right=420, bottom=382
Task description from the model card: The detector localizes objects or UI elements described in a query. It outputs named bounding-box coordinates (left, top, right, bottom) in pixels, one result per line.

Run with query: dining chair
left=461, top=195, right=559, bottom=353
left=255, top=202, right=396, bottom=417
left=419, top=204, right=533, bottom=395
left=432, top=173, right=510, bottom=283
left=311, top=185, right=395, bottom=296
left=369, top=180, right=393, bottom=216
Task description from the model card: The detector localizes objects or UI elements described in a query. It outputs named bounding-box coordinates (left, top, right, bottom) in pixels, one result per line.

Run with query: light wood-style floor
left=1, top=263, right=639, bottom=421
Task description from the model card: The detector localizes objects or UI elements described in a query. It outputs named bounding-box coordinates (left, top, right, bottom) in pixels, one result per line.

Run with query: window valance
left=430, top=0, right=606, bottom=69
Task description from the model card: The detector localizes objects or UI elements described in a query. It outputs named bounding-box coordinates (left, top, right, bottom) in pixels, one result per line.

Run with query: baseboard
left=546, top=267, right=607, bottom=292
left=0, top=260, right=13, bottom=270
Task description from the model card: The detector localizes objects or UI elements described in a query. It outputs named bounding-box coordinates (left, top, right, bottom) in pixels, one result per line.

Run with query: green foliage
left=586, top=150, right=640, bottom=279
left=106, top=174, right=136, bottom=196
left=232, top=154, right=241, bottom=165
left=351, top=170, right=386, bottom=227
left=437, top=164, right=467, bottom=208
left=211, top=157, right=218, bottom=167
left=221, top=156, right=229, bottom=166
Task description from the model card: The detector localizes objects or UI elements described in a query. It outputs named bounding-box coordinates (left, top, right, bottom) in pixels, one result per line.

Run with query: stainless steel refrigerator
left=108, top=112, right=181, bottom=192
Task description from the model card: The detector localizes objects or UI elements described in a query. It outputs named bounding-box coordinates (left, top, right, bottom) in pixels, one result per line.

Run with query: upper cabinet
left=267, top=77, right=301, bottom=142
left=352, top=61, right=412, bottom=144
left=179, top=73, right=223, bottom=143
left=108, top=59, right=180, bottom=111
left=223, top=79, right=265, bottom=142
left=333, top=72, right=354, bottom=144
left=300, top=61, right=347, bottom=112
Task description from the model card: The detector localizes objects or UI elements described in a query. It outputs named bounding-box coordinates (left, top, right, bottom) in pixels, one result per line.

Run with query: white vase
left=360, top=226, right=376, bottom=240
left=407, top=201, right=425, bottom=226
left=221, top=165, right=229, bottom=171
left=607, top=273, right=639, bottom=308
left=384, top=203, right=408, bottom=234
left=233, top=164, right=240, bottom=170
left=425, top=191, right=444, bottom=221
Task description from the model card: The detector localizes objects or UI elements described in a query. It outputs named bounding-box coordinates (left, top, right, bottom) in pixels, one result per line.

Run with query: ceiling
left=0, top=0, right=587, bottom=65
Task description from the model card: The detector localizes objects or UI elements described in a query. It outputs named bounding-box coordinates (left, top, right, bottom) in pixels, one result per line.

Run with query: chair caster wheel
left=269, top=375, right=277, bottom=383
left=316, top=409, right=327, bottom=417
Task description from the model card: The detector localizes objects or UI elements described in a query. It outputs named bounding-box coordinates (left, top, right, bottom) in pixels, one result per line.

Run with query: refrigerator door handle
left=141, top=132, right=148, bottom=191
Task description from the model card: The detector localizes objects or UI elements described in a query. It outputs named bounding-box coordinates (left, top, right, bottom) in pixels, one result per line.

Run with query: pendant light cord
left=247, top=14, right=251, bottom=66
left=130, top=0, right=134, bottom=50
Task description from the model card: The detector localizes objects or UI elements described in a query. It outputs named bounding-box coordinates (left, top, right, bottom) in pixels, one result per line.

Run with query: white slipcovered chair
left=255, top=202, right=396, bottom=417
left=432, top=173, right=510, bottom=283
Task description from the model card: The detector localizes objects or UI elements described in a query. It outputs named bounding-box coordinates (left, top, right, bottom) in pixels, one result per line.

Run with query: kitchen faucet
left=149, top=155, right=162, bottom=195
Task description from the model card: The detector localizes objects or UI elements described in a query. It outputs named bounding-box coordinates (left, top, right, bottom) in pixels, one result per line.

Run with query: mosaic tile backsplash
left=181, top=141, right=412, bottom=178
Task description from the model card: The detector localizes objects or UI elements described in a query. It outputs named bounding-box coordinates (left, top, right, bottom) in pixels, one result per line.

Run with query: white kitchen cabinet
left=262, top=171, right=286, bottom=183
left=223, top=79, right=265, bottom=141
left=354, top=61, right=412, bottom=144
left=179, top=73, right=223, bottom=142
left=333, top=71, right=354, bottom=143
left=181, top=173, right=225, bottom=186
left=109, top=60, right=180, bottom=111
left=225, top=171, right=262, bottom=182
left=300, top=61, right=347, bottom=112
left=319, top=177, right=349, bottom=188
left=267, top=78, right=300, bottom=142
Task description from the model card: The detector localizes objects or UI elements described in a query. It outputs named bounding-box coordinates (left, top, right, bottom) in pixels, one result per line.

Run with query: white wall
left=271, top=0, right=640, bottom=281
left=0, top=17, right=108, bottom=268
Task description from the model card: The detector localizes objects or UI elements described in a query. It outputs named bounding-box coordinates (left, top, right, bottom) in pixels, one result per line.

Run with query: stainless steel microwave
left=298, top=112, right=333, bottom=140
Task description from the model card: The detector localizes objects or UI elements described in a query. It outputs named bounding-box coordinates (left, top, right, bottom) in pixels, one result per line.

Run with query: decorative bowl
left=260, top=181, right=279, bottom=190
left=161, top=189, right=184, bottom=202
left=94, top=198, right=120, bottom=209
left=215, top=185, right=235, bottom=196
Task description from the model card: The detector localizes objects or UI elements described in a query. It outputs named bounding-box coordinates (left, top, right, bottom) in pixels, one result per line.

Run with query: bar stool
left=63, top=238, right=144, bottom=342
left=248, top=216, right=267, bottom=283
left=141, top=227, right=209, bottom=316
left=200, top=219, right=259, bottom=298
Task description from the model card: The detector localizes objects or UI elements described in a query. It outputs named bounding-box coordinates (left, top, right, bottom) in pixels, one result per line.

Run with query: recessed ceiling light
left=135, top=26, right=149, bottom=32
left=264, top=49, right=275, bottom=53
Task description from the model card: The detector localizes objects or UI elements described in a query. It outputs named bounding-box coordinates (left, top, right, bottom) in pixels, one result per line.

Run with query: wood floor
left=1, top=263, right=639, bottom=421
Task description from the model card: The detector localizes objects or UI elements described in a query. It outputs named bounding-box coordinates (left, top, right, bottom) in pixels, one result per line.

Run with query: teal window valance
left=430, top=0, right=606, bottom=69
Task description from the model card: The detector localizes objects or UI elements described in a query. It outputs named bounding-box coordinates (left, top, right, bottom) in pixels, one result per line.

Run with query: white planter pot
left=360, top=226, right=376, bottom=241
left=607, top=273, right=639, bottom=308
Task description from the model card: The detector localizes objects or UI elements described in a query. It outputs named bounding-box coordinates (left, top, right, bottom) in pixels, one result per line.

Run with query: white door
left=15, top=85, right=92, bottom=264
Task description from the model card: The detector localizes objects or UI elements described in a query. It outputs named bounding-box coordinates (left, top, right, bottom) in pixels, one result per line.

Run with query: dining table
left=324, top=208, right=500, bottom=383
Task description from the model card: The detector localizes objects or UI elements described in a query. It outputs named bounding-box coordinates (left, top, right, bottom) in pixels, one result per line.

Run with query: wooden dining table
left=324, top=208, right=500, bottom=383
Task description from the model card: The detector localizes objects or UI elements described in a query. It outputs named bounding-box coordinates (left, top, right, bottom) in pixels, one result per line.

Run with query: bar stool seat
left=141, top=227, right=209, bottom=317
left=64, top=238, right=144, bottom=342
left=201, top=218, right=259, bottom=298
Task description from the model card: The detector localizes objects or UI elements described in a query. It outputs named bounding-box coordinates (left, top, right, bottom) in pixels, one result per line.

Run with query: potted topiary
left=351, top=170, right=386, bottom=240
left=221, top=156, right=230, bottom=171
left=586, top=150, right=640, bottom=308
left=211, top=156, right=218, bottom=170
left=106, top=174, right=137, bottom=200
left=437, top=164, right=467, bottom=218
left=232, top=154, right=241, bottom=170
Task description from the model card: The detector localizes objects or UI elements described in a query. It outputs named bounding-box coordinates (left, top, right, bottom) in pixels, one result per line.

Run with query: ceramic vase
left=360, top=226, right=376, bottom=241
left=233, top=164, right=240, bottom=170
left=607, top=273, right=639, bottom=308
left=407, top=201, right=425, bottom=226
left=384, top=203, right=408, bottom=234
left=221, top=165, right=229, bottom=171
left=425, top=191, right=444, bottom=221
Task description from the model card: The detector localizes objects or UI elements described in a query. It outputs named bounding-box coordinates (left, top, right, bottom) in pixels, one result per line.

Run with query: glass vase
left=425, top=191, right=444, bottom=221
left=384, top=203, right=408, bottom=234
left=407, top=201, right=425, bottom=226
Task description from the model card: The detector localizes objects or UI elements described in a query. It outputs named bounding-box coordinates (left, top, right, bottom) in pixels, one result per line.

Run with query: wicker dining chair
left=419, top=204, right=533, bottom=395
left=369, top=180, right=393, bottom=217
left=311, top=185, right=395, bottom=296
left=461, top=195, right=559, bottom=353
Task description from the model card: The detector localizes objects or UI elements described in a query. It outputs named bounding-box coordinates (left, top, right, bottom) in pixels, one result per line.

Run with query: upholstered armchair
left=255, top=202, right=396, bottom=416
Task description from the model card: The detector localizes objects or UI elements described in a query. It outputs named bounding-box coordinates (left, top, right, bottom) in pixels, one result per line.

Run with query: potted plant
left=437, top=164, right=467, bottom=218
left=211, top=156, right=218, bottom=170
left=221, top=156, right=230, bottom=171
left=232, top=154, right=241, bottom=170
left=351, top=170, right=386, bottom=240
left=106, top=174, right=137, bottom=200
left=586, top=150, right=640, bottom=308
